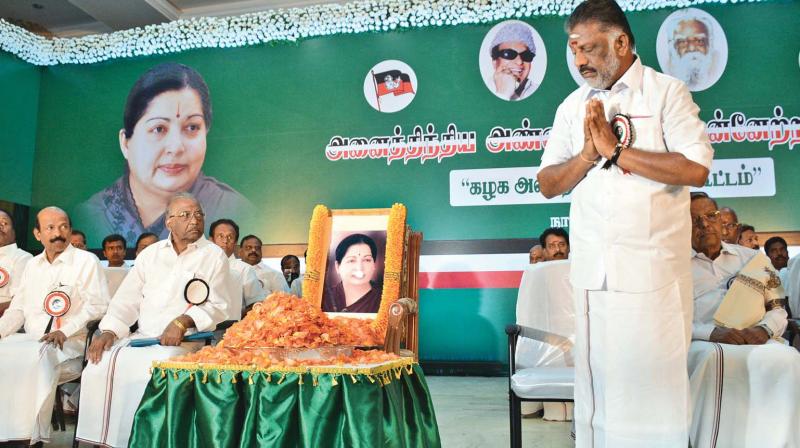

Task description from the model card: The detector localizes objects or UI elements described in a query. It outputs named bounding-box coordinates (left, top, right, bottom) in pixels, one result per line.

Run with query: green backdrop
left=1, top=1, right=799, bottom=368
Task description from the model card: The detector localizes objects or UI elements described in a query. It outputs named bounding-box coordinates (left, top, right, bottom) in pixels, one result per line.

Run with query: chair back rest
left=104, top=266, right=130, bottom=298
left=515, top=260, right=574, bottom=369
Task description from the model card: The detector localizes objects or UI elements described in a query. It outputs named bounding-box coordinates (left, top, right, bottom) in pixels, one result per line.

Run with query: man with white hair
left=490, top=21, right=538, bottom=101
left=688, top=193, right=800, bottom=447
left=666, top=13, right=717, bottom=90
left=76, top=193, right=231, bottom=447
left=0, top=206, right=108, bottom=444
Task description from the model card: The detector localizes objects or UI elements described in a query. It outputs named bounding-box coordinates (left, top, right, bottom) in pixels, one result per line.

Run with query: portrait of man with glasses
left=480, top=20, right=547, bottom=101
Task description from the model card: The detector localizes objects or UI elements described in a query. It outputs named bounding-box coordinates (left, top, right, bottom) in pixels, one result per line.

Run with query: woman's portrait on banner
left=479, top=20, right=547, bottom=101
left=656, top=8, right=728, bottom=92
left=75, top=62, right=251, bottom=244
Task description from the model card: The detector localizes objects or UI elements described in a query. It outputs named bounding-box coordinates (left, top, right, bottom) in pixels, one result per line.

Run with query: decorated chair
left=301, top=204, right=420, bottom=358
left=506, top=259, right=575, bottom=448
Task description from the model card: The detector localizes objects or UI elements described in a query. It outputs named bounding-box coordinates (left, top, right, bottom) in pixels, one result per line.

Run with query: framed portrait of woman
left=304, top=205, right=407, bottom=320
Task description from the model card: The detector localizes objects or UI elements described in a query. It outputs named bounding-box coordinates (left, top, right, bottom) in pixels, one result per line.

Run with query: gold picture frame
left=303, top=204, right=407, bottom=337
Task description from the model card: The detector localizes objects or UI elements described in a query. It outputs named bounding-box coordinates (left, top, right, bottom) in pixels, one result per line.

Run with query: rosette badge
left=0, top=267, right=9, bottom=288
left=44, top=291, right=71, bottom=318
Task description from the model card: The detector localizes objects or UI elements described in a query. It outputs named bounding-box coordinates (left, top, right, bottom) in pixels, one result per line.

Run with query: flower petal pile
left=167, top=292, right=391, bottom=367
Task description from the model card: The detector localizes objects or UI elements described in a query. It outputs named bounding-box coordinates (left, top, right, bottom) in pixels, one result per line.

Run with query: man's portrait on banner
left=657, top=8, right=728, bottom=92
left=479, top=20, right=548, bottom=102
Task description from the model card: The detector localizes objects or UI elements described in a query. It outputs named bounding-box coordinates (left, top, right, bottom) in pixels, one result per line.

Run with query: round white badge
left=184, top=278, right=210, bottom=305
left=43, top=291, right=71, bottom=317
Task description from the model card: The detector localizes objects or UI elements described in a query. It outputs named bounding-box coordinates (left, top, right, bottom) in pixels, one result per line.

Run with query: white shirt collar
left=691, top=241, right=738, bottom=261
left=34, top=243, right=76, bottom=266
left=585, top=56, right=643, bottom=99
left=162, top=233, right=209, bottom=254
left=0, top=243, right=18, bottom=257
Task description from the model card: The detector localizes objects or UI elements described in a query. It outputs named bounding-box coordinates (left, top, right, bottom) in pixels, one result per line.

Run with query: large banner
left=24, top=1, right=800, bottom=248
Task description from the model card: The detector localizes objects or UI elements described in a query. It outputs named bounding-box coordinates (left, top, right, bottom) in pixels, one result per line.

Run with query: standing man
left=0, top=207, right=108, bottom=444
left=134, top=232, right=158, bottom=257
left=0, top=210, right=32, bottom=317
left=537, top=1, right=713, bottom=446
left=70, top=230, right=87, bottom=250
left=239, top=235, right=290, bottom=295
left=539, top=227, right=570, bottom=261
left=718, top=206, right=739, bottom=245
left=210, top=219, right=266, bottom=317
left=102, top=234, right=129, bottom=268
left=76, top=193, right=230, bottom=448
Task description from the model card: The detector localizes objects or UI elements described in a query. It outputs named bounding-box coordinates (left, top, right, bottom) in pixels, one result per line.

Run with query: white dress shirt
left=0, top=243, right=33, bottom=304
left=253, top=263, right=290, bottom=296
left=691, top=242, right=788, bottom=341
left=784, top=255, right=800, bottom=317
left=99, top=235, right=230, bottom=338
left=541, top=57, right=714, bottom=293
left=227, top=254, right=267, bottom=311
left=0, top=244, right=109, bottom=338
left=289, top=273, right=304, bottom=297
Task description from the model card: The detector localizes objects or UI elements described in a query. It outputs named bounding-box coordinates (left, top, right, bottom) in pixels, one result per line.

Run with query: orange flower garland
left=302, top=205, right=331, bottom=307
left=371, top=203, right=407, bottom=336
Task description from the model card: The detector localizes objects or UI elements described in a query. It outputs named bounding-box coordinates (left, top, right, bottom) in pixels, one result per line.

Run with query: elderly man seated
left=688, top=193, right=800, bottom=448
left=75, top=193, right=231, bottom=448
left=0, top=207, right=108, bottom=445
left=210, top=218, right=266, bottom=318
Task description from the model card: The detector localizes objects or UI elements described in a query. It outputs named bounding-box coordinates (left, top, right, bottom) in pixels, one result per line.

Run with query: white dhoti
left=688, top=340, right=800, bottom=448
left=75, top=339, right=202, bottom=448
left=573, top=273, right=693, bottom=448
left=0, top=333, right=83, bottom=444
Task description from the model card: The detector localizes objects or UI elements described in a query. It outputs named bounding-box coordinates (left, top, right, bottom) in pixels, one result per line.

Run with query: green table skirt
left=129, top=359, right=441, bottom=447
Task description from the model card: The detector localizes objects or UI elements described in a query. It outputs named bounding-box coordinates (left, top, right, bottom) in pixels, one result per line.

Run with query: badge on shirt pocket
left=184, top=275, right=210, bottom=306
left=0, top=267, right=9, bottom=288
left=43, top=284, right=72, bottom=332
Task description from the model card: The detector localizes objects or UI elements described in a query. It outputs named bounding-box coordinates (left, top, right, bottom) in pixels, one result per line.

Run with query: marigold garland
left=303, top=204, right=331, bottom=308
left=371, top=203, right=407, bottom=336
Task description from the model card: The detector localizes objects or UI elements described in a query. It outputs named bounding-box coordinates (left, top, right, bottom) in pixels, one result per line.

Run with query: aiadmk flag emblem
left=374, top=70, right=415, bottom=97
left=364, top=60, right=417, bottom=113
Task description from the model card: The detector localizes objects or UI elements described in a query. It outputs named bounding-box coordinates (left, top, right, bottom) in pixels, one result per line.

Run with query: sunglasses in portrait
left=492, top=47, right=535, bottom=63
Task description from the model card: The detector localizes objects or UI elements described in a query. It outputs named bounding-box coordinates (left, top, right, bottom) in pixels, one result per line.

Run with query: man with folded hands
left=75, top=193, right=231, bottom=448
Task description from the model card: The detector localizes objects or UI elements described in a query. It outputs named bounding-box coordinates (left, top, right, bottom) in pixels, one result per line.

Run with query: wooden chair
left=383, top=228, right=422, bottom=360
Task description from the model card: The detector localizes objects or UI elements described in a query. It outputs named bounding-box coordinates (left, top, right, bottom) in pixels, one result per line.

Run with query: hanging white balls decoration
left=0, top=0, right=761, bottom=66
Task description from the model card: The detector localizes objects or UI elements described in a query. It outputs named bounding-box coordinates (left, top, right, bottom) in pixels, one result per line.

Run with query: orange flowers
left=167, top=292, right=392, bottom=368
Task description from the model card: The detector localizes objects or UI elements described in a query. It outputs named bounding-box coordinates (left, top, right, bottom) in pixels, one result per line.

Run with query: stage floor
left=53, top=376, right=572, bottom=447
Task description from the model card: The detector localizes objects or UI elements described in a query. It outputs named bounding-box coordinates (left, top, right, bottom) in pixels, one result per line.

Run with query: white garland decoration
left=0, top=0, right=766, bottom=66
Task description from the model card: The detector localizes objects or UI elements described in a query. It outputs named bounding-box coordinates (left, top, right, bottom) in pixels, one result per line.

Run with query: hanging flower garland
left=302, top=204, right=331, bottom=307
left=371, top=203, right=407, bottom=337
left=0, top=0, right=767, bottom=66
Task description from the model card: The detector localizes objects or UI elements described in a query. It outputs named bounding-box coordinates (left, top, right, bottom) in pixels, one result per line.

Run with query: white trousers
left=0, top=333, right=83, bottom=444
left=75, top=339, right=201, bottom=448
left=688, top=340, right=800, bottom=448
left=573, top=273, right=693, bottom=448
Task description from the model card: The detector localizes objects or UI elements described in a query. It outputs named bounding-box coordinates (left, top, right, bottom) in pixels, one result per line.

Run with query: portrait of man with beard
left=657, top=8, right=728, bottom=92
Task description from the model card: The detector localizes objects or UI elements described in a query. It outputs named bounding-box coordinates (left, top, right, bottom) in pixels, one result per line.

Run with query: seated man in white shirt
left=76, top=193, right=231, bottom=448
left=102, top=233, right=130, bottom=268
left=210, top=218, right=266, bottom=318
left=239, top=234, right=289, bottom=295
left=0, top=209, right=33, bottom=317
left=0, top=206, right=109, bottom=445
left=688, top=193, right=800, bottom=448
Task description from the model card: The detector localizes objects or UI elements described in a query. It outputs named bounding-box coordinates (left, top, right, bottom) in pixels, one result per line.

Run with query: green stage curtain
left=129, top=360, right=441, bottom=447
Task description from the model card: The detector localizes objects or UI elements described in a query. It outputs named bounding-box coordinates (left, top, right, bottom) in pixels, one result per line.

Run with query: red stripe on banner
left=419, top=271, right=523, bottom=289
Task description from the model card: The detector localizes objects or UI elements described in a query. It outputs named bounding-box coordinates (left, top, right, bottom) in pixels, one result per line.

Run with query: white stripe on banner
left=263, top=253, right=530, bottom=274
